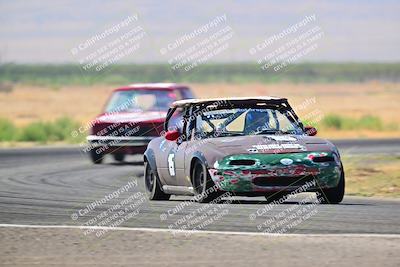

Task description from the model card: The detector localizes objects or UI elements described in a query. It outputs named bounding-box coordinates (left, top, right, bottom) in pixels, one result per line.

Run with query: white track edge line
left=0, top=224, right=399, bottom=238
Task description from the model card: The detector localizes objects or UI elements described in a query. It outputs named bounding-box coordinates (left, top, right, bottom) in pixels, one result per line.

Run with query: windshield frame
left=103, top=89, right=177, bottom=113
left=188, top=99, right=304, bottom=140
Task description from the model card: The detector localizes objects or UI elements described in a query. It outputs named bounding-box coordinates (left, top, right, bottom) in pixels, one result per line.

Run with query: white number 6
left=168, top=153, right=176, bottom=176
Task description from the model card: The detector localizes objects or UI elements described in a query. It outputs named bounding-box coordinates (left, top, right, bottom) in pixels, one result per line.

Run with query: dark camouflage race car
left=144, top=97, right=345, bottom=204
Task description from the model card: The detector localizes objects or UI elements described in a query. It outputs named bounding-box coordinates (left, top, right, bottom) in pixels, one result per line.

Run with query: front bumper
left=208, top=152, right=342, bottom=193
left=86, top=135, right=156, bottom=147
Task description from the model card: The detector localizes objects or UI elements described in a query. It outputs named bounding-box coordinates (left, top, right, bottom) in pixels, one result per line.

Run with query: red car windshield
left=105, top=89, right=177, bottom=113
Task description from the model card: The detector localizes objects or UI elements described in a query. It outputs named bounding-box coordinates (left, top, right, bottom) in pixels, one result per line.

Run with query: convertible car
left=144, top=97, right=345, bottom=204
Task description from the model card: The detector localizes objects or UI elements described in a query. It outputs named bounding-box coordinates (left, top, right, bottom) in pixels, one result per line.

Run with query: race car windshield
left=195, top=108, right=303, bottom=138
left=105, top=90, right=177, bottom=112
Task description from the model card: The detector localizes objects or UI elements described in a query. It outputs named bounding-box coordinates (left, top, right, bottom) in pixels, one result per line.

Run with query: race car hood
left=95, top=111, right=167, bottom=124
left=206, top=134, right=334, bottom=155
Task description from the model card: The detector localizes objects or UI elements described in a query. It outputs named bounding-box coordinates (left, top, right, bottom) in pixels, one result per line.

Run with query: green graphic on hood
left=209, top=152, right=341, bottom=192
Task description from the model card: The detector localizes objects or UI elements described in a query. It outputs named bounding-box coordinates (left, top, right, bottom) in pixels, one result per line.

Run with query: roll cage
left=164, top=99, right=304, bottom=141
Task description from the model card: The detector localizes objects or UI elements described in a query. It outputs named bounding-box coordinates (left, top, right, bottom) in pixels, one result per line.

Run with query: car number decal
left=265, top=135, right=297, bottom=142
left=252, top=144, right=306, bottom=151
left=168, top=153, right=176, bottom=176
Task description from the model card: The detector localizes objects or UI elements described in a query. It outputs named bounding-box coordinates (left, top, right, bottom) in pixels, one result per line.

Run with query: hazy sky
left=0, top=0, right=399, bottom=63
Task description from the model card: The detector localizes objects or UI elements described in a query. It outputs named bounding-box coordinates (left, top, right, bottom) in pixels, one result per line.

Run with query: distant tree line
left=0, top=63, right=399, bottom=86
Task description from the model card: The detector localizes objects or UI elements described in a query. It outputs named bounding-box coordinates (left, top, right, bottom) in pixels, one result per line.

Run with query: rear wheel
left=90, top=149, right=103, bottom=164
left=144, top=161, right=170, bottom=200
left=113, top=153, right=125, bottom=162
left=192, top=161, right=219, bottom=203
left=319, top=169, right=345, bottom=204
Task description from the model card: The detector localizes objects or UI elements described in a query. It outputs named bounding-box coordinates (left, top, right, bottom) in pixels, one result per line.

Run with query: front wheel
left=319, top=169, right=345, bottom=204
left=113, top=153, right=125, bottom=162
left=144, top=161, right=170, bottom=200
left=90, top=149, right=103, bottom=164
left=192, top=161, right=219, bottom=203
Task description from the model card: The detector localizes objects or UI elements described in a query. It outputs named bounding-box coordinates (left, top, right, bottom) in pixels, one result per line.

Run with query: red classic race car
left=86, top=83, right=195, bottom=164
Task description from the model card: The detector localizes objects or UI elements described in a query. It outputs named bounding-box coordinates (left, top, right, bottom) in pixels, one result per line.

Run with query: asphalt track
left=0, top=138, right=399, bottom=234
left=1, top=139, right=400, bottom=266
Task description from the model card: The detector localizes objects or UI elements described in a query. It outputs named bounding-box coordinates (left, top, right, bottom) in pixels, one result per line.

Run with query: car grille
left=229, top=159, right=256, bottom=166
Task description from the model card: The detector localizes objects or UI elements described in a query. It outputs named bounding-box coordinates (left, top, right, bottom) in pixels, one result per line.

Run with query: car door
left=157, top=107, right=188, bottom=186
left=173, top=107, right=193, bottom=187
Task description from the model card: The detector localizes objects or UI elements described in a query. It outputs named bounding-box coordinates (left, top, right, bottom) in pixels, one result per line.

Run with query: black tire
left=90, top=149, right=103, bottom=164
left=113, top=153, right=125, bottom=162
left=192, top=161, right=219, bottom=203
left=144, top=161, right=170, bottom=200
left=319, top=169, right=345, bottom=204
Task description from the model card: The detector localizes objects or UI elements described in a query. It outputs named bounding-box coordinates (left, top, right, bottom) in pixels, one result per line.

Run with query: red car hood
left=95, top=111, right=167, bottom=124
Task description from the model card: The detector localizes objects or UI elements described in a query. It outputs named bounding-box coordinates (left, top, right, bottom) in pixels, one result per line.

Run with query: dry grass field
left=344, top=154, right=400, bottom=197
left=0, top=82, right=399, bottom=139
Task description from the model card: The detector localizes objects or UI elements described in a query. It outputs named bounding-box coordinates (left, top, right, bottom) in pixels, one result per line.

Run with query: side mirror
left=305, top=126, right=317, bottom=136
left=165, top=130, right=180, bottom=141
